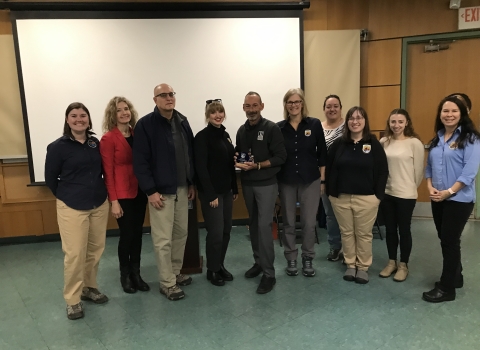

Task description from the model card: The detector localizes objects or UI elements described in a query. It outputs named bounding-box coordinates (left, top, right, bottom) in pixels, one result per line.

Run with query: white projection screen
left=12, top=11, right=303, bottom=183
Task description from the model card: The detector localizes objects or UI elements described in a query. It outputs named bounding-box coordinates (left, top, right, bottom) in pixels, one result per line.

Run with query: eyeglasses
left=155, top=92, right=176, bottom=98
left=206, top=99, right=222, bottom=105
left=286, top=100, right=302, bottom=106
left=348, top=116, right=364, bottom=122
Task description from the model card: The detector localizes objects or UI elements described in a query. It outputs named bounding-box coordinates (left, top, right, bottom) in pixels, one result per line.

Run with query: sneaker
left=327, top=248, right=342, bottom=262
left=176, top=274, right=192, bottom=286
left=285, top=260, right=298, bottom=276
left=81, top=287, right=109, bottom=304
left=160, top=284, right=185, bottom=301
left=66, top=302, right=84, bottom=320
left=302, top=257, right=315, bottom=277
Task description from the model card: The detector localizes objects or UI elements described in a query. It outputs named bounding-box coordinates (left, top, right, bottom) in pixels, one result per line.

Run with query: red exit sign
left=459, top=6, right=480, bottom=30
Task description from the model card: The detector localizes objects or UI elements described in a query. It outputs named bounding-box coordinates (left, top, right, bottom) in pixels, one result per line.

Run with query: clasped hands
left=429, top=187, right=451, bottom=202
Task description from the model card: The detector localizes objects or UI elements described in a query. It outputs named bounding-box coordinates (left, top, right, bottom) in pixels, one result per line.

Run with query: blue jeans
left=322, top=193, right=341, bottom=250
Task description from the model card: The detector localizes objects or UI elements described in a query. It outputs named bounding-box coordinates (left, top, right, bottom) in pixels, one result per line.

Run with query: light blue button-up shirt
left=425, top=127, right=480, bottom=203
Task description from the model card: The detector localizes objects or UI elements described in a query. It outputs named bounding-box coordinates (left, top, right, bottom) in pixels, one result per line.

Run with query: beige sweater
left=380, top=137, right=425, bottom=199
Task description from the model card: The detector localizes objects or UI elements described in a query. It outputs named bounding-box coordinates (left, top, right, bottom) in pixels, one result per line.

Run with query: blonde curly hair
left=102, top=96, right=138, bottom=133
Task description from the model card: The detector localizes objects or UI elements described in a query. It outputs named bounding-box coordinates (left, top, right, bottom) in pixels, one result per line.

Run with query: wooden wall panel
left=360, top=85, right=400, bottom=131
left=304, top=0, right=328, bottom=31
left=360, top=39, right=401, bottom=87
left=326, top=0, right=369, bottom=30
left=367, top=0, right=480, bottom=40
left=0, top=11, right=11, bottom=35
left=0, top=211, right=44, bottom=238
left=0, top=164, right=54, bottom=203
left=39, top=201, right=59, bottom=234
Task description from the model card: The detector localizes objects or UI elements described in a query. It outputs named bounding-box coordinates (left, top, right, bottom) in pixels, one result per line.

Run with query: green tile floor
left=1, top=219, right=479, bottom=350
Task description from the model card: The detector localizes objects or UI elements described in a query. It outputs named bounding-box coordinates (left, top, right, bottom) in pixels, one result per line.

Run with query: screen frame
left=11, top=9, right=305, bottom=185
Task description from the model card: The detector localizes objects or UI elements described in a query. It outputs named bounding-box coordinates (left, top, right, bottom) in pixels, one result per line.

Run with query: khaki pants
left=149, top=186, right=189, bottom=288
left=57, top=199, right=109, bottom=305
left=329, top=194, right=380, bottom=271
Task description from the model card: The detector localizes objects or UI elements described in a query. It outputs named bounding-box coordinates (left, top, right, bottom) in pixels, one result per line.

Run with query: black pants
left=380, top=194, right=416, bottom=263
left=431, top=200, right=474, bottom=292
left=117, top=190, right=148, bottom=267
left=199, top=191, right=233, bottom=272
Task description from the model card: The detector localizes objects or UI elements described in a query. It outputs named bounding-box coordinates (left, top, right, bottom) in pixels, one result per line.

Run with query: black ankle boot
left=120, top=266, right=137, bottom=294
left=130, top=263, right=150, bottom=292
left=207, top=270, right=225, bottom=286
left=219, top=265, right=233, bottom=281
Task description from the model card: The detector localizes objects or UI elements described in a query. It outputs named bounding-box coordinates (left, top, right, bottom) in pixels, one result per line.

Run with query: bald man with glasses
left=133, top=83, right=195, bottom=301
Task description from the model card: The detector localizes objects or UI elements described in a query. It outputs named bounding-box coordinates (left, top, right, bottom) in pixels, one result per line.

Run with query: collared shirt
left=45, top=135, right=107, bottom=210
left=425, top=127, right=480, bottom=203
left=277, top=117, right=327, bottom=185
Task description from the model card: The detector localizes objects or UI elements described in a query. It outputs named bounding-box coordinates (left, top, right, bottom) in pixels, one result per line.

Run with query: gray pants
left=279, top=178, right=321, bottom=260
left=198, top=191, right=233, bottom=272
left=242, top=183, right=278, bottom=278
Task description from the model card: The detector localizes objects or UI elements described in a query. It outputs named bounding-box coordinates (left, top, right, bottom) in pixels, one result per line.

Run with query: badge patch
left=305, top=129, right=311, bottom=137
left=257, top=131, right=264, bottom=141
left=449, top=142, right=458, bottom=150
left=87, top=139, right=97, bottom=148
left=362, top=144, right=371, bottom=154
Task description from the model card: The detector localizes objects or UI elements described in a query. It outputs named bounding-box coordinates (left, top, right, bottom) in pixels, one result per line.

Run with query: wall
left=2, top=0, right=480, bottom=238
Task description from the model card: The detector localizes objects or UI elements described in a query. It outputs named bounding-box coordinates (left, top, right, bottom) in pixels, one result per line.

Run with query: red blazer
left=100, top=127, right=138, bottom=201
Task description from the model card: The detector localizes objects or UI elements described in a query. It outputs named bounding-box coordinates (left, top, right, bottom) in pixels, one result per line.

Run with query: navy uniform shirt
left=277, top=117, right=327, bottom=185
left=45, top=135, right=108, bottom=210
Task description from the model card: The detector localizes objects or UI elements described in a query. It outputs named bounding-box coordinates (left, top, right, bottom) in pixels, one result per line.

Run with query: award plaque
left=237, top=152, right=251, bottom=163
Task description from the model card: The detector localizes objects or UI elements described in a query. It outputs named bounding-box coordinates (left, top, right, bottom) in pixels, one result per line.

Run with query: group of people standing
left=45, top=85, right=479, bottom=321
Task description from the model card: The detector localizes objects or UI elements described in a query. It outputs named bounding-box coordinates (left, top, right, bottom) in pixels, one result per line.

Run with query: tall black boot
left=130, top=263, right=150, bottom=292
left=120, top=265, right=137, bottom=294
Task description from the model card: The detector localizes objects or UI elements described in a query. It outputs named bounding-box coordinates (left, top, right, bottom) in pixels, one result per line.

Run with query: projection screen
left=12, top=11, right=303, bottom=183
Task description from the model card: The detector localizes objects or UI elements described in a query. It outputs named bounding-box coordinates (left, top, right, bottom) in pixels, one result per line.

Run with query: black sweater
left=194, top=123, right=238, bottom=202
left=326, top=136, right=389, bottom=200
left=235, top=117, right=287, bottom=186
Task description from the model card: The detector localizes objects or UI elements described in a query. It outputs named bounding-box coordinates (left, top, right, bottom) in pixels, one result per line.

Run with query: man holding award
left=235, top=91, right=286, bottom=294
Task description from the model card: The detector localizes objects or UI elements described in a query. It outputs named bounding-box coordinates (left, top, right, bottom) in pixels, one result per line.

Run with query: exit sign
left=459, top=6, right=480, bottom=30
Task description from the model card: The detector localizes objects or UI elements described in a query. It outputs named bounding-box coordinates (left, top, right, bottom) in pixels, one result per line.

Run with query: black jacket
left=194, top=123, right=238, bottom=202
left=133, top=107, right=195, bottom=195
left=235, top=117, right=286, bottom=186
left=45, top=135, right=107, bottom=210
left=326, top=136, right=389, bottom=200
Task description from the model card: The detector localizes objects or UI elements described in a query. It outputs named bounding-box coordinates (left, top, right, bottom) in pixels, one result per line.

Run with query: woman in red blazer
left=100, top=96, right=149, bottom=294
